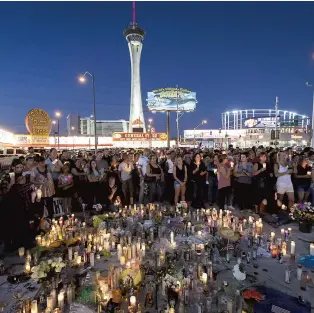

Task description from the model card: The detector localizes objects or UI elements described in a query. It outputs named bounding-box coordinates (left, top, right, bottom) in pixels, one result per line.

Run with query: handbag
left=144, top=174, right=155, bottom=183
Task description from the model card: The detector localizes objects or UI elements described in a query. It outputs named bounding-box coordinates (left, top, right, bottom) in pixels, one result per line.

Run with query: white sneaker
left=227, top=205, right=235, bottom=211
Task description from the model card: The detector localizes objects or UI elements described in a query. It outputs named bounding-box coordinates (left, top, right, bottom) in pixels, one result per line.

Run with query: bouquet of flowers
left=31, top=257, right=66, bottom=281
left=290, top=202, right=314, bottom=223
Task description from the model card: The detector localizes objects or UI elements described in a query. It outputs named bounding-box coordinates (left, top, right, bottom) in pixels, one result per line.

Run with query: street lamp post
left=79, top=72, right=97, bottom=153
left=55, top=112, right=61, bottom=149
left=71, top=126, right=75, bottom=150
left=193, top=120, right=207, bottom=148
left=148, top=118, right=153, bottom=148
left=52, top=120, right=57, bottom=146
left=306, top=82, right=314, bottom=147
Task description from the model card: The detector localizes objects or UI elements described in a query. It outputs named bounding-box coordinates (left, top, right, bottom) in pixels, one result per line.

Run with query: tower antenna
left=132, top=1, right=136, bottom=25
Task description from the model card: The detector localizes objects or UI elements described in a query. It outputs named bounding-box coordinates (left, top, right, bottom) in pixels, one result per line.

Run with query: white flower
left=58, top=257, right=63, bottom=263
left=47, top=259, right=53, bottom=264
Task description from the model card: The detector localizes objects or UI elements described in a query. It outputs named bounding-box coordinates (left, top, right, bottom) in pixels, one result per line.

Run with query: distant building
left=79, top=117, right=129, bottom=136
left=67, top=114, right=80, bottom=136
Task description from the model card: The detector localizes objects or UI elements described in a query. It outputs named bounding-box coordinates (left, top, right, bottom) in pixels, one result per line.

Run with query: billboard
left=25, top=108, right=52, bottom=136
left=244, top=116, right=280, bottom=128
left=147, top=88, right=197, bottom=112
left=112, top=132, right=167, bottom=141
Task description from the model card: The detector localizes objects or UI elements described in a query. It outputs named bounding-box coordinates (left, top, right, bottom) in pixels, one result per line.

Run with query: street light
left=55, top=112, right=61, bottom=149
left=148, top=118, right=153, bottom=148
left=193, top=120, right=207, bottom=148
left=71, top=126, right=75, bottom=150
left=79, top=71, right=97, bottom=153
left=52, top=120, right=57, bottom=145
left=306, top=82, right=314, bottom=148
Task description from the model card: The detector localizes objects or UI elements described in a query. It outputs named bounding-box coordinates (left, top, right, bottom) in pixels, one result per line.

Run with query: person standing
left=164, top=151, right=175, bottom=204
left=234, top=153, right=253, bottom=210
left=31, top=157, right=55, bottom=219
left=191, top=153, right=207, bottom=208
left=217, top=155, right=232, bottom=211
left=118, top=153, right=134, bottom=206
left=173, top=155, right=187, bottom=206
left=137, top=149, right=150, bottom=204
left=274, top=151, right=296, bottom=211
left=145, top=155, right=163, bottom=203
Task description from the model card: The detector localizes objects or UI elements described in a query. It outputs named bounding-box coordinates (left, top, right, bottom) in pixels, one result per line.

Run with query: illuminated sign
left=112, top=132, right=167, bottom=141
left=0, top=129, right=14, bottom=144
left=147, top=88, right=197, bottom=112
left=244, top=117, right=280, bottom=128
left=25, top=109, right=52, bottom=136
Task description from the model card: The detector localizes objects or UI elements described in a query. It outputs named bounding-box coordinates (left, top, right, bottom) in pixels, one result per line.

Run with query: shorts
left=174, top=181, right=181, bottom=188
left=276, top=183, right=294, bottom=195
left=296, top=185, right=311, bottom=193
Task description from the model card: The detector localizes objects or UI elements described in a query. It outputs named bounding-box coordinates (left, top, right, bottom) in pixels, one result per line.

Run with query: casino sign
left=25, top=109, right=52, bottom=136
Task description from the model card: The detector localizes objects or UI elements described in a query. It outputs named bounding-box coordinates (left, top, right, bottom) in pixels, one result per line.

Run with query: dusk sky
left=0, top=1, right=314, bottom=136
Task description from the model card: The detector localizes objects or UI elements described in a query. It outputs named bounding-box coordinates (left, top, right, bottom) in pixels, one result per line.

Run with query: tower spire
left=132, top=1, right=136, bottom=25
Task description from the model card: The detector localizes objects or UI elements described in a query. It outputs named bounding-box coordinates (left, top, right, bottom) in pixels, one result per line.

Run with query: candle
left=18, top=247, right=25, bottom=257
left=67, top=287, right=73, bottom=304
left=35, top=236, right=42, bottom=246
left=230, top=161, right=234, bottom=168
left=281, top=229, right=284, bottom=236
left=263, top=163, right=266, bottom=169
left=227, top=298, right=234, bottom=313
left=57, top=292, right=64, bottom=310
left=31, top=300, right=38, bottom=313
left=170, top=231, right=174, bottom=244
left=130, top=295, right=136, bottom=307
left=68, top=247, right=73, bottom=261
left=90, top=252, right=95, bottom=267
left=291, top=241, right=295, bottom=255
left=197, top=230, right=202, bottom=237
left=104, top=241, right=110, bottom=251
left=141, top=244, right=145, bottom=257
left=25, top=261, right=31, bottom=273
left=201, top=272, right=208, bottom=284
left=120, top=256, right=126, bottom=265
left=270, top=232, right=275, bottom=239
left=310, top=243, right=314, bottom=256
left=307, top=171, right=311, bottom=176
left=46, top=296, right=53, bottom=310
left=51, top=289, right=57, bottom=309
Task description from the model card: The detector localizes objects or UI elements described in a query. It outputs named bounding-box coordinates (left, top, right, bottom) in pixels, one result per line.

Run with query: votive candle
left=291, top=241, right=295, bottom=255
left=310, top=243, right=314, bottom=256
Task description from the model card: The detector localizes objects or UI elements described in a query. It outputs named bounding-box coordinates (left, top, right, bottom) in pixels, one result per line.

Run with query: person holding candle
left=217, top=154, right=232, bottom=211
left=293, top=156, right=312, bottom=203
left=234, top=153, right=253, bottom=210
left=145, top=154, right=163, bottom=203
left=253, top=152, right=274, bottom=214
left=191, top=153, right=207, bottom=209
left=173, top=155, right=188, bottom=206
left=103, top=176, right=122, bottom=212
left=118, top=153, right=135, bottom=206
left=274, top=151, right=296, bottom=211
left=57, top=163, right=74, bottom=213
left=31, top=156, right=55, bottom=219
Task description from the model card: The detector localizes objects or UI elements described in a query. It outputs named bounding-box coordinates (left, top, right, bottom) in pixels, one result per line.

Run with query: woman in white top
left=274, top=151, right=297, bottom=210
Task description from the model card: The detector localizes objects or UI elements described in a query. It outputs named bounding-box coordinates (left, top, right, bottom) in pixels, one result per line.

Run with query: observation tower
left=123, top=1, right=146, bottom=133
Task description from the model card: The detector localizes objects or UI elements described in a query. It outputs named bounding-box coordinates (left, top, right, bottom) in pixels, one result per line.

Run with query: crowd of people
left=0, top=145, right=314, bottom=252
